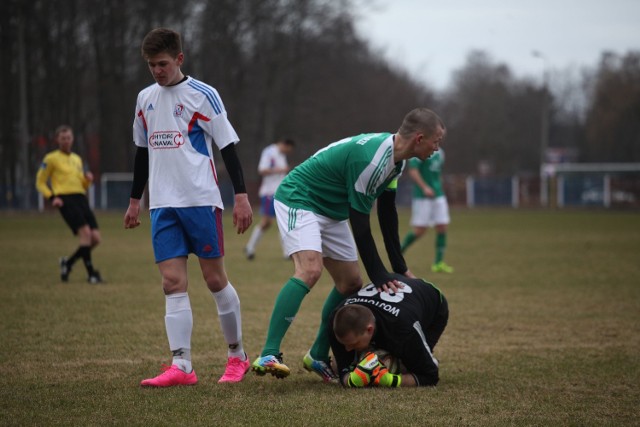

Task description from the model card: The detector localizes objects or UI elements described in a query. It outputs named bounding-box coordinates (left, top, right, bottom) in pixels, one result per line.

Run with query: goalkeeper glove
left=346, top=352, right=380, bottom=387
left=372, top=366, right=402, bottom=388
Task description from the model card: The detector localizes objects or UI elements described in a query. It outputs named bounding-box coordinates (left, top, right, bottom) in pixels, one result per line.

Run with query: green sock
left=261, top=277, right=310, bottom=357
left=401, top=232, right=417, bottom=252
left=435, top=233, right=447, bottom=264
left=310, top=287, right=346, bottom=361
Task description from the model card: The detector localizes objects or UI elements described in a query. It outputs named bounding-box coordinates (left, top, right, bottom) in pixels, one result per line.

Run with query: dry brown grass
left=1, top=209, right=638, bottom=426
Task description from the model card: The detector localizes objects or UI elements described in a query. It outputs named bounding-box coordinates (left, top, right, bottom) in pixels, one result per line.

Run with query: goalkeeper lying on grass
left=329, top=276, right=448, bottom=387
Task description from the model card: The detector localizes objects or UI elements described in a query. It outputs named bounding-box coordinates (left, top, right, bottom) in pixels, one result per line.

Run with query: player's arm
left=124, top=146, right=148, bottom=229
left=35, top=157, right=54, bottom=200
left=258, top=156, right=288, bottom=176
left=259, top=165, right=288, bottom=176
left=82, top=171, right=94, bottom=190
left=257, top=150, right=274, bottom=176
left=81, top=158, right=93, bottom=191
left=408, top=167, right=434, bottom=198
left=376, top=185, right=411, bottom=277
left=349, top=207, right=402, bottom=292
left=220, top=143, right=252, bottom=234
left=260, top=166, right=288, bottom=176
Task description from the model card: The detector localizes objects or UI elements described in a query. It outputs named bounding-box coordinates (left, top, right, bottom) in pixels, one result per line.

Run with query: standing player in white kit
left=244, top=138, right=295, bottom=260
left=124, top=28, right=253, bottom=386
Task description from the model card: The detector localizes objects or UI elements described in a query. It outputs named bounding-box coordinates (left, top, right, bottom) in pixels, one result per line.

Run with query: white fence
left=36, top=165, right=640, bottom=211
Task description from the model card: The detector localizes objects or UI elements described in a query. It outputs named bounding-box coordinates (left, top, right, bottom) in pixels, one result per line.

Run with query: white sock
left=165, top=292, right=193, bottom=372
left=246, top=227, right=263, bottom=253
left=211, top=283, right=245, bottom=359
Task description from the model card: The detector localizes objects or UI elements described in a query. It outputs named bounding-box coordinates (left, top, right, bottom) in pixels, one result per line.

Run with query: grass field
left=1, top=208, right=639, bottom=426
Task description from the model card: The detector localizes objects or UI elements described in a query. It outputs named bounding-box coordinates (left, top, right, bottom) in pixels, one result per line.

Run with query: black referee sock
left=77, top=245, right=95, bottom=276
left=67, top=246, right=84, bottom=267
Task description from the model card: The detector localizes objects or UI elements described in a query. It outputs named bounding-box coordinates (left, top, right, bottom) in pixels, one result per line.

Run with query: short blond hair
left=397, top=108, right=445, bottom=138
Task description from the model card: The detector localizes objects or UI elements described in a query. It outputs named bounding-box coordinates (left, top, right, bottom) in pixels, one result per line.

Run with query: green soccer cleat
left=431, top=261, right=454, bottom=273
left=251, top=353, right=290, bottom=379
left=302, top=350, right=337, bottom=382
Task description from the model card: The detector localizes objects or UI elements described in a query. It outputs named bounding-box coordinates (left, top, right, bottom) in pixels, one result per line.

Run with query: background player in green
left=401, top=149, right=454, bottom=273
left=251, top=108, right=446, bottom=381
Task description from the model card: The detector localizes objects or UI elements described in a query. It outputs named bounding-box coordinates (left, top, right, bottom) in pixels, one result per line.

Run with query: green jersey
left=410, top=149, right=445, bottom=199
left=275, top=133, right=405, bottom=220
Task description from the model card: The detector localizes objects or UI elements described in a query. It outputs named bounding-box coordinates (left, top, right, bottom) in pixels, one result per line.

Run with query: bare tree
left=583, top=51, right=640, bottom=162
left=441, top=50, right=544, bottom=175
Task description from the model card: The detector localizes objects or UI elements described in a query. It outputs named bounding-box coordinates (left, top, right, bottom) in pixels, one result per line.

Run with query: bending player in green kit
left=251, top=108, right=447, bottom=381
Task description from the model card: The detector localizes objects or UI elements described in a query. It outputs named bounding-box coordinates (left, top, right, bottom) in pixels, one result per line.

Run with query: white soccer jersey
left=258, top=144, right=288, bottom=196
left=133, top=76, right=239, bottom=209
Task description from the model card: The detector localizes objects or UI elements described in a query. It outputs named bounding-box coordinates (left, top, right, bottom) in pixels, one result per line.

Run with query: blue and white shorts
left=150, top=206, right=224, bottom=263
left=260, top=195, right=276, bottom=217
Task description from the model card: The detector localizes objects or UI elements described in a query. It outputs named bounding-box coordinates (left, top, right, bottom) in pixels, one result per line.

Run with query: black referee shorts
left=58, top=194, right=99, bottom=234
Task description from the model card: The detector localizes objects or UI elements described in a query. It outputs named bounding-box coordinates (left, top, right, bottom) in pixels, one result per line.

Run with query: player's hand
left=381, top=280, right=403, bottom=293
left=51, top=196, right=63, bottom=208
left=361, top=352, right=402, bottom=388
left=232, top=193, right=252, bottom=234
left=373, top=274, right=405, bottom=293
left=372, top=368, right=402, bottom=388
left=124, top=199, right=141, bottom=229
left=84, top=171, right=94, bottom=183
left=347, top=352, right=381, bottom=387
left=375, top=272, right=412, bottom=293
left=403, top=269, right=417, bottom=279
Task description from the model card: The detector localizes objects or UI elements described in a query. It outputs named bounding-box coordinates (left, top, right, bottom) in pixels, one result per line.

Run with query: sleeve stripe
left=366, top=147, right=392, bottom=195
left=188, top=79, right=223, bottom=115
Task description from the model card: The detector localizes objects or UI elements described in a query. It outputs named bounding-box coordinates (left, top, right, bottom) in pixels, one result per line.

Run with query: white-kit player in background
left=124, top=28, right=253, bottom=387
left=244, top=138, right=295, bottom=260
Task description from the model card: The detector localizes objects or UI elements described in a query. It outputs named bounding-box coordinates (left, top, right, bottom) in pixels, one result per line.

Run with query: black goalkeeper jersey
left=329, top=277, right=448, bottom=386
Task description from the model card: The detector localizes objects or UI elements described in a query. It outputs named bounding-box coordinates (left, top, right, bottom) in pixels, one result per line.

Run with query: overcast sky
left=355, top=0, right=640, bottom=90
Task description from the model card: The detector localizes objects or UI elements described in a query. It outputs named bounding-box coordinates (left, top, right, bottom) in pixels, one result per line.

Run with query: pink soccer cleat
left=218, top=354, right=250, bottom=383
left=140, top=364, right=198, bottom=387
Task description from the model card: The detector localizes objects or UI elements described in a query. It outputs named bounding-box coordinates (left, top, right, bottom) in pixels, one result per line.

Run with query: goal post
left=543, top=163, right=640, bottom=208
left=100, top=172, right=145, bottom=210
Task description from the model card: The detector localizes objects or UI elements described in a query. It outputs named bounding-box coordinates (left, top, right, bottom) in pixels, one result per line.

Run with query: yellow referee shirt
left=35, top=150, right=90, bottom=199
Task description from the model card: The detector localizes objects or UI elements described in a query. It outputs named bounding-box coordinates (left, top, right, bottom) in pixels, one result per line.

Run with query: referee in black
left=329, top=276, right=448, bottom=387
left=36, top=125, right=103, bottom=284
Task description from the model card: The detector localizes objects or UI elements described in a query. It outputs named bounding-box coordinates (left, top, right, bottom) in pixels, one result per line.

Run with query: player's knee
left=91, top=232, right=101, bottom=246
left=338, top=278, right=363, bottom=295
left=414, top=227, right=427, bottom=237
left=204, top=276, right=227, bottom=292
left=333, top=269, right=363, bottom=294
left=162, top=274, right=187, bottom=294
left=77, top=225, right=92, bottom=242
left=296, top=266, right=323, bottom=287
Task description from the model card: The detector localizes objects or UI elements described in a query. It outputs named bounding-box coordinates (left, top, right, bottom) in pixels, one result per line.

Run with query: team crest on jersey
left=174, top=103, right=184, bottom=117
left=149, top=131, right=185, bottom=149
